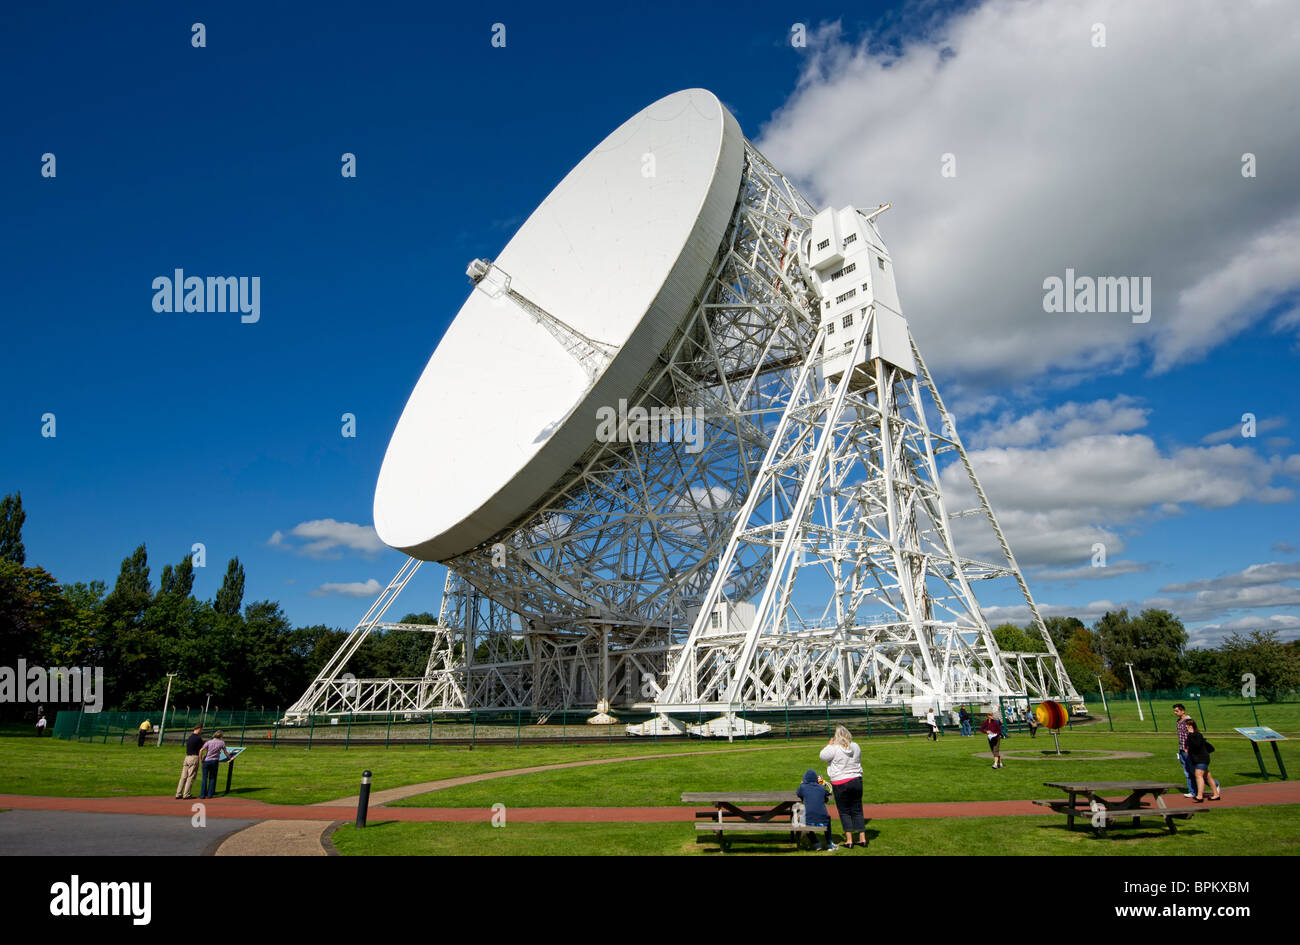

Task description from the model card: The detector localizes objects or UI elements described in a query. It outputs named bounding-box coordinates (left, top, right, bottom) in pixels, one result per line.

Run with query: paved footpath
left=0, top=810, right=257, bottom=856
left=2, top=780, right=1296, bottom=836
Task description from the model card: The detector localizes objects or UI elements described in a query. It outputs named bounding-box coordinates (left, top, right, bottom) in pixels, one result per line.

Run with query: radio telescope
left=286, top=89, right=1079, bottom=735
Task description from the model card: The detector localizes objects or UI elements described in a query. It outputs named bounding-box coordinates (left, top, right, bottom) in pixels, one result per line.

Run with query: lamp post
left=1096, top=676, right=1108, bottom=713
left=1126, top=662, right=1143, bottom=721
left=157, top=673, right=178, bottom=747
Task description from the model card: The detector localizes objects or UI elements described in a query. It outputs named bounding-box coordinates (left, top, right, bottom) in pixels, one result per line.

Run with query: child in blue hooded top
left=797, top=769, right=837, bottom=851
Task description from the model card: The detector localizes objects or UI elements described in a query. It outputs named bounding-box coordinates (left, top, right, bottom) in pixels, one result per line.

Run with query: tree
left=0, top=492, right=26, bottom=565
left=992, top=623, right=1043, bottom=653
left=1217, top=630, right=1300, bottom=701
left=101, top=544, right=158, bottom=708
left=48, top=580, right=107, bottom=667
left=1043, top=616, right=1086, bottom=653
left=158, top=554, right=195, bottom=599
left=1183, top=648, right=1224, bottom=691
left=0, top=561, right=65, bottom=719
left=1059, top=627, right=1122, bottom=693
left=214, top=558, right=245, bottom=616
left=1094, top=608, right=1189, bottom=690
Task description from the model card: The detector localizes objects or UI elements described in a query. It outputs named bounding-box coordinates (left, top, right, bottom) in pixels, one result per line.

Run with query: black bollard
left=356, top=770, right=372, bottom=828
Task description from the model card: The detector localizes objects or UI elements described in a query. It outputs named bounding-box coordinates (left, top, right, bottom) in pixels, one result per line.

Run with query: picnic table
left=1033, top=781, right=1194, bottom=835
left=682, top=791, right=826, bottom=850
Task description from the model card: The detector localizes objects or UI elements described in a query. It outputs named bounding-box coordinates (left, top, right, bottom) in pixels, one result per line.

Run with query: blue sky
left=3, top=0, right=1298, bottom=647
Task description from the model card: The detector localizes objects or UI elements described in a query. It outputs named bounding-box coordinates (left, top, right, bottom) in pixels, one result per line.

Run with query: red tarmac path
left=3, top=781, right=1297, bottom=824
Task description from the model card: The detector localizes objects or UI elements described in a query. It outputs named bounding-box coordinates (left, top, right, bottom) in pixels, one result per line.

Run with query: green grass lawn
left=1068, top=695, right=1298, bottom=734
left=392, top=730, right=1287, bottom=807
left=0, top=735, right=788, bottom=805
left=332, top=806, right=1299, bottom=856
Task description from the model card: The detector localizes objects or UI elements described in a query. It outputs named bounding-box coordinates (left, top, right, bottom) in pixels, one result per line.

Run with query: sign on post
left=1234, top=727, right=1288, bottom=781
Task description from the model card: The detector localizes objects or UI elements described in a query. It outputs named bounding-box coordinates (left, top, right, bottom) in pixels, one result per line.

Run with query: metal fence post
left=308, top=713, right=315, bottom=750
left=1195, top=693, right=1206, bottom=731
left=471, top=709, right=477, bottom=749
left=1249, top=695, right=1260, bottom=726
left=239, top=712, right=247, bottom=747
left=427, top=713, right=434, bottom=748
left=516, top=708, right=522, bottom=747
left=346, top=712, right=353, bottom=750
left=865, top=703, right=871, bottom=738
left=385, top=712, right=393, bottom=749
left=1147, top=693, right=1158, bottom=731
left=785, top=703, right=790, bottom=741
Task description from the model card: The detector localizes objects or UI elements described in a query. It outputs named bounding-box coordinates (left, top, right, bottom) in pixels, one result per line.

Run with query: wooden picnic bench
left=682, top=791, right=829, bottom=851
left=1033, top=781, right=1195, bottom=835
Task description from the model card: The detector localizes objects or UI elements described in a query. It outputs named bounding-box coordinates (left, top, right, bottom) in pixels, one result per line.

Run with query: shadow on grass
left=697, top=824, right=884, bottom=855
left=1035, top=822, right=1209, bottom=841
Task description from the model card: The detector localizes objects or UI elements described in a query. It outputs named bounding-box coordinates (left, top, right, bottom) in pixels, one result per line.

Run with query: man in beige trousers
left=175, top=724, right=204, bottom=799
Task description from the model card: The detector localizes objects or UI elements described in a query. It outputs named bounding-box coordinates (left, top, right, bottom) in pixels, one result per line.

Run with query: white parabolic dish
left=375, top=89, right=745, bottom=561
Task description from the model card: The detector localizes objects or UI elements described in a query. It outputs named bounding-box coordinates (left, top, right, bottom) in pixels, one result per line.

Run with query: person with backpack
left=1183, top=719, right=1221, bottom=802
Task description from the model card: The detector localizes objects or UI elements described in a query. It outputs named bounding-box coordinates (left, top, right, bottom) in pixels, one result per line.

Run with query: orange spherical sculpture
left=1034, top=700, right=1068, bottom=730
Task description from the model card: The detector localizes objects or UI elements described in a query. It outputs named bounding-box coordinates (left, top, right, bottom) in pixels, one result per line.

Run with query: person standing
left=176, top=724, right=204, bottom=800
left=959, top=706, right=972, bottom=737
left=980, top=711, right=1005, bottom=768
left=137, top=719, right=153, bottom=747
left=1183, top=720, right=1221, bottom=802
left=1026, top=707, right=1040, bottom=739
left=35, top=709, right=47, bottom=737
left=924, top=708, right=940, bottom=741
left=199, top=729, right=229, bottom=799
left=1173, top=704, right=1196, bottom=798
left=820, top=725, right=867, bottom=849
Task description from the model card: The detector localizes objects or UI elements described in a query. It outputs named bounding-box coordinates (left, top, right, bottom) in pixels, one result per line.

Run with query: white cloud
left=970, top=395, right=1149, bottom=448
left=1187, top=614, right=1300, bottom=647
left=1202, top=416, right=1286, bottom=445
left=943, top=433, right=1293, bottom=567
left=757, top=0, right=1300, bottom=387
left=1161, top=562, right=1300, bottom=593
left=1031, top=560, right=1151, bottom=582
left=311, top=579, right=383, bottom=598
left=268, top=519, right=386, bottom=558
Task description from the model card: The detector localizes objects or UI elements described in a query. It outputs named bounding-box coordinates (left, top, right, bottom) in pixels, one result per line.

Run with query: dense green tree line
left=994, top=609, right=1300, bottom=700
left=0, top=492, right=432, bottom=717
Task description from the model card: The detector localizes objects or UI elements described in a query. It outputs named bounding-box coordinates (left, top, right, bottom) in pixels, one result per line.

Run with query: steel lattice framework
left=286, top=141, right=1081, bottom=730
left=444, top=141, right=820, bottom=633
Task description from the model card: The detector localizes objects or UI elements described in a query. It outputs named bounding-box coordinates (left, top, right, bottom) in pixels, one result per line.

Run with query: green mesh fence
left=47, top=688, right=1296, bottom=749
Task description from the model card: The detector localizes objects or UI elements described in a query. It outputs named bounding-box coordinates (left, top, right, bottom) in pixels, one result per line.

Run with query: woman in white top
left=819, top=725, right=866, bottom=848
